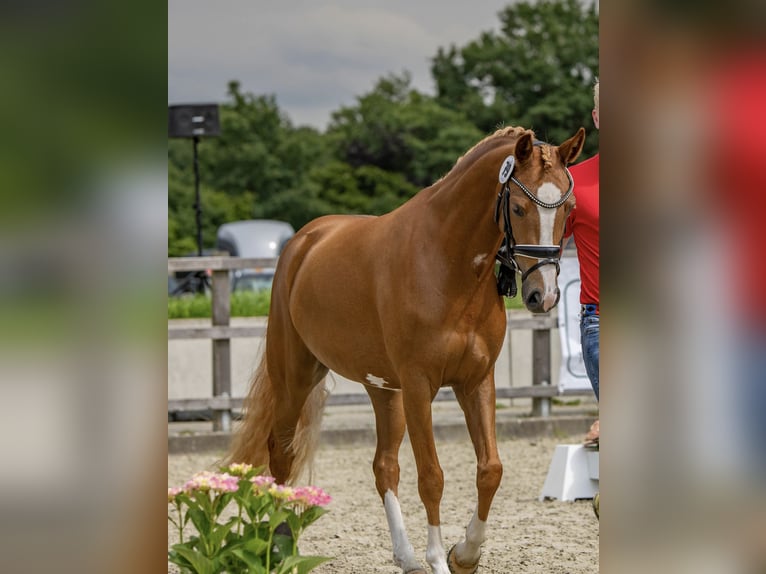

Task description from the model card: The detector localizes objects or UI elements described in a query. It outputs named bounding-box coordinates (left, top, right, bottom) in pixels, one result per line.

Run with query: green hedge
left=168, top=291, right=272, bottom=319
left=169, top=290, right=523, bottom=319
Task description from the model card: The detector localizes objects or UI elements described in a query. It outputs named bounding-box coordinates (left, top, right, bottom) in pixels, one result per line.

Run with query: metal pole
left=193, top=135, right=203, bottom=257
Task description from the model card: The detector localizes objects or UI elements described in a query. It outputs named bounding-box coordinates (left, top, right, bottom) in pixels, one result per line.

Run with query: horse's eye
left=512, top=205, right=524, bottom=217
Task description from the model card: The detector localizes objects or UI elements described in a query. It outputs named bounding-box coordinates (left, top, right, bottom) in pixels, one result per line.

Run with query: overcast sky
left=168, top=0, right=513, bottom=130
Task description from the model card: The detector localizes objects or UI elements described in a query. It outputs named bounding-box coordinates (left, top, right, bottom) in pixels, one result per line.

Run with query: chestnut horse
left=229, top=125, right=585, bottom=573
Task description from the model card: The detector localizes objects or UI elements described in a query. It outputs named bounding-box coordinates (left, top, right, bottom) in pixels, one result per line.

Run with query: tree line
left=169, top=0, right=598, bottom=256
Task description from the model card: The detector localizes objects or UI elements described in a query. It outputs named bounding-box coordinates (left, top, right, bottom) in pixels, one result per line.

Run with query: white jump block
left=539, top=444, right=599, bottom=502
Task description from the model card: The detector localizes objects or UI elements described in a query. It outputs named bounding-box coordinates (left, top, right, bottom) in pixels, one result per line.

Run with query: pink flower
left=184, top=471, right=216, bottom=493
left=184, top=471, right=240, bottom=494
left=168, top=486, right=182, bottom=503
left=250, top=475, right=276, bottom=492
left=291, top=486, right=332, bottom=507
left=210, top=472, right=239, bottom=493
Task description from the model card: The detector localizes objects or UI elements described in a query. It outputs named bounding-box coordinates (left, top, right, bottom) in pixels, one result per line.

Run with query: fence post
left=211, top=268, right=232, bottom=432
left=531, top=324, right=551, bottom=417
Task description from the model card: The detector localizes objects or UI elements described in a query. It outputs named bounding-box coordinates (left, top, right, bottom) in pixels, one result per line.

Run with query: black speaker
left=168, top=104, right=221, bottom=138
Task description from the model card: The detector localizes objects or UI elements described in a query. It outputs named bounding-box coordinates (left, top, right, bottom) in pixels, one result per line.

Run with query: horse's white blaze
left=472, top=253, right=488, bottom=270
left=383, top=491, right=421, bottom=571
left=453, top=508, right=486, bottom=566
left=535, top=182, right=564, bottom=310
left=426, top=525, right=450, bottom=574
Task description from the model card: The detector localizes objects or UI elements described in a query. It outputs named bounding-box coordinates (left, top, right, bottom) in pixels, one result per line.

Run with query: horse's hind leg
left=366, top=386, right=426, bottom=574
left=449, top=371, right=503, bottom=573
left=266, top=319, right=328, bottom=484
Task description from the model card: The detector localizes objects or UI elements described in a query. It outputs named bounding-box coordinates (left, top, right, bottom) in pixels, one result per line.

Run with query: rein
left=493, top=145, right=574, bottom=298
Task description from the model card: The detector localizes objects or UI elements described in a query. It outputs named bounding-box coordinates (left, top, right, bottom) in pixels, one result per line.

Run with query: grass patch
left=169, top=291, right=271, bottom=319
left=504, top=296, right=525, bottom=310
left=170, top=289, right=523, bottom=319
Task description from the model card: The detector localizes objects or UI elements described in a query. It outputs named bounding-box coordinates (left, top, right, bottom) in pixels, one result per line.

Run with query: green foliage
left=327, top=73, right=484, bottom=188
left=432, top=0, right=599, bottom=158
left=168, top=291, right=272, bottom=319
left=168, top=465, right=331, bottom=574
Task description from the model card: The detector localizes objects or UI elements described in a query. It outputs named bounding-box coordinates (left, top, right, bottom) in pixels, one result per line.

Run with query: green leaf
left=187, top=507, right=211, bottom=539
left=298, top=506, right=327, bottom=529
left=171, top=545, right=216, bottom=574
left=242, top=536, right=269, bottom=556
left=209, top=521, right=236, bottom=553
left=231, top=548, right=267, bottom=573
left=271, top=533, right=294, bottom=562
left=268, top=510, right=289, bottom=530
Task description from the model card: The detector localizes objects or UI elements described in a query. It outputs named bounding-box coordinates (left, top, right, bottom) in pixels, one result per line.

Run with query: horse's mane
left=458, top=126, right=534, bottom=165
left=435, top=125, right=554, bottom=186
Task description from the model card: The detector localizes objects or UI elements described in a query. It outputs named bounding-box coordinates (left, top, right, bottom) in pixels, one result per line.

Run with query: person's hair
left=593, top=80, right=599, bottom=111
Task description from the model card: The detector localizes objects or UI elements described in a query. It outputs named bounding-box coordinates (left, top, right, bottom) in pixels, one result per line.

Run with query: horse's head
left=496, top=128, right=585, bottom=313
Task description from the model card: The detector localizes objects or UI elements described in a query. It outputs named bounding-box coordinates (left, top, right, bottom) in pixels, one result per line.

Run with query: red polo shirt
left=564, top=153, right=599, bottom=305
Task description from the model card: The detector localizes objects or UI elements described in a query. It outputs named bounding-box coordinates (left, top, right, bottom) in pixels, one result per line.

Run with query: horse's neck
left=418, top=152, right=505, bottom=270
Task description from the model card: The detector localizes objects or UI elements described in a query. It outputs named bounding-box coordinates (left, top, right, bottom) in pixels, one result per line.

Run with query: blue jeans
left=738, top=328, right=766, bottom=479
left=580, top=314, right=599, bottom=401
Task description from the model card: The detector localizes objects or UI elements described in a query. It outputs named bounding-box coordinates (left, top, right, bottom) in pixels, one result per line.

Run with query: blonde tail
left=228, top=351, right=329, bottom=485
left=289, top=375, right=329, bottom=484
left=227, top=355, right=275, bottom=470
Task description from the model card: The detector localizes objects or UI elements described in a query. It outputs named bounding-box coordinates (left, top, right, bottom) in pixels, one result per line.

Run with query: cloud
left=169, top=0, right=507, bottom=129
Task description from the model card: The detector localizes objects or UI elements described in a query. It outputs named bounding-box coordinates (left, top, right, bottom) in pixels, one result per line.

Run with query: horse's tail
left=227, top=352, right=275, bottom=471
left=289, top=372, right=329, bottom=484
left=227, top=347, right=329, bottom=485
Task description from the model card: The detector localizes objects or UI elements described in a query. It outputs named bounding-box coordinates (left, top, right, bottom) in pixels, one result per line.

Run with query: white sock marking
left=426, top=524, right=451, bottom=574
left=454, top=508, right=487, bottom=566
left=383, top=490, right=421, bottom=571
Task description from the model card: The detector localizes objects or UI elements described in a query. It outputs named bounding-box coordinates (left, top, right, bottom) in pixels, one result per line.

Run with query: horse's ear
left=514, top=132, right=534, bottom=163
left=558, top=127, right=586, bottom=165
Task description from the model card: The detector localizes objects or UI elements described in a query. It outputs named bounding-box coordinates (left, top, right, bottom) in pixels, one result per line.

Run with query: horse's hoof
left=447, top=545, right=479, bottom=574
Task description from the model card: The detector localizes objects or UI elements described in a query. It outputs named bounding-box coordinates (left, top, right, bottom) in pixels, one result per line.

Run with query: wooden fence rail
left=168, top=256, right=591, bottom=432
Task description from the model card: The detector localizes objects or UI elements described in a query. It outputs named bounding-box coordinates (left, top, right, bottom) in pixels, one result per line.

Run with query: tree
left=327, top=73, right=484, bottom=188
left=168, top=82, right=331, bottom=253
left=432, top=0, right=599, bottom=157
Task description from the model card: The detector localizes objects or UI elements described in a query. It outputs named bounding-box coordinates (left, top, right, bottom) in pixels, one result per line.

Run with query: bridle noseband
left=493, top=145, right=574, bottom=298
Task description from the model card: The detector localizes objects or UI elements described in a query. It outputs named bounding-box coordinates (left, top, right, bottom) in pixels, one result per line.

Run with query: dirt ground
left=168, top=435, right=599, bottom=573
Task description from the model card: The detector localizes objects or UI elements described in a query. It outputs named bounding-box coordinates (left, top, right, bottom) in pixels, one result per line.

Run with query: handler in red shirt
left=565, top=81, right=600, bottom=441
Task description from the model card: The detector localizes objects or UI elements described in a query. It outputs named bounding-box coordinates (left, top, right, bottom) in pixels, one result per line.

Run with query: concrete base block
left=539, top=444, right=599, bottom=501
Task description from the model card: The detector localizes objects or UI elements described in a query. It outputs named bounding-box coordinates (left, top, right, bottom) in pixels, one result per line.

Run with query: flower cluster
left=167, top=486, right=182, bottom=503
left=182, top=470, right=239, bottom=494
left=168, top=463, right=332, bottom=574
left=291, top=485, right=332, bottom=507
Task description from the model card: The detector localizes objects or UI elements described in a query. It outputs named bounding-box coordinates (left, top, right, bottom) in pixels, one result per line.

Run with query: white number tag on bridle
left=498, top=155, right=515, bottom=183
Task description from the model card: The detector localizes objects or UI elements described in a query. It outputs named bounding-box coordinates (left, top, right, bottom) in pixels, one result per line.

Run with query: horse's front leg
left=401, top=378, right=451, bottom=574
left=449, top=371, right=503, bottom=573
left=366, top=386, right=426, bottom=574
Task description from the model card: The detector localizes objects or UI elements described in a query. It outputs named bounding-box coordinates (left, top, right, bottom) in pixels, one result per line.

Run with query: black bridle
left=493, top=149, right=574, bottom=298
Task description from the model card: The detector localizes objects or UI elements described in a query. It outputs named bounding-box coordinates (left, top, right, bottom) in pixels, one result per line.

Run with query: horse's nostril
left=526, top=290, right=542, bottom=308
